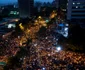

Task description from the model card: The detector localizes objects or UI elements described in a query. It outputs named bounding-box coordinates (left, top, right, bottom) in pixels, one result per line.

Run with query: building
left=52, top=0, right=59, bottom=8
left=67, top=0, right=85, bottom=20
left=58, top=0, right=67, bottom=9
left=18, top=0, right=34, bottom=18
left=52, top=0, right=67, bottom=9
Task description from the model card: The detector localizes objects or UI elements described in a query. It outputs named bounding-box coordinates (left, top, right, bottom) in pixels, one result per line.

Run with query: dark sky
left=0, top=0, right=53, bottom=4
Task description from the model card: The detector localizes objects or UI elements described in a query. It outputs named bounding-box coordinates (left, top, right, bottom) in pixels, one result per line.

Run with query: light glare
left=56, top=47, right=61, bottom=51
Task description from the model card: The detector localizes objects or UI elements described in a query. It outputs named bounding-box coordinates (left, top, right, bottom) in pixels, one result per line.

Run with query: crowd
left=0, top=20, right=85, bottom=70
left=21, top=33, right=85, bottom=70
left=0, top=35, right=20, bottom=62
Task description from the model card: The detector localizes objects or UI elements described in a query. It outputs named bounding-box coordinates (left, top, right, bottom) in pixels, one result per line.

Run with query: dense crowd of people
left=23, top=51, right=85, bottom=70
left=0, top=35, right=20, bottom=62
left=21, top=32, right=85, bottom=70
left=0, top=19, right=85, bottom=70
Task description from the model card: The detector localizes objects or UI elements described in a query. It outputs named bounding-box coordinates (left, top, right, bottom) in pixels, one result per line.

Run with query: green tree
left=37, top=26, right=47, bottom=37
left=0, top=15, right=3, bottom=21
left=16, top=47, right=28, bottom=58
left=4, top=56, right=21, bottom=70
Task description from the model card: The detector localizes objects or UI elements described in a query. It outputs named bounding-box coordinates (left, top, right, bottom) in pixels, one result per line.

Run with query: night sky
left=0, top=0, right=53, bottom=4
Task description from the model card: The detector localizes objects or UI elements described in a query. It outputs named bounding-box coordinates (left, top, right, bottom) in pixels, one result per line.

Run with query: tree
left=0, top=15, right=3, bottom=21
left=67, top=24, right=85, bottom=52
left=2, top=8, right=10, bottom=17
left=4, top=56, right=22, bottom=70
left=37, top=26, right=47, bottom=37
left=16, top=47, right=28, bottom=58
left=69, top=24, right=85, bottom=45
left=14, top=22, right=23, bottom=35
left=46, top=19, right=54, bottom=27
left=4, top=47, right=28, bottom=70
left=26, top=39, right=32, bottom=46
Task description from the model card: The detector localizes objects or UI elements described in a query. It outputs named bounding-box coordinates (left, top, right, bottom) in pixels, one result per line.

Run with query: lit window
left=8, top=24, right=16, bottom=28
left=2, top=7, right=4, bottom=10
left=67, top=3, right=68, bottom=6
left=17, top=12, right=19, bottom=14
left=73, top=2, right=75, bottom=5
left=77, top=3, right=80, bottom=4
left=76, top=6, right=78, bottom=8
left=14, top=5, right=16, bottom=8
left=14, top=11, right=17, bottom=15
left=10, top=11, right=14, bottom=14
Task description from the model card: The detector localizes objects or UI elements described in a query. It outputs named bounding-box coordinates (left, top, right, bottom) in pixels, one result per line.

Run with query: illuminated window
left=10, top=11, right=14, bottom=14
left=76, top=6, right=78, bottom=8
left=73, top=2, right=75, bottom=5
left=17, top=12, right=19, bottom=14
left=8, top=24, right=16, bottom=28
left=14, top=11, right=17, bottom=15
left=67, top=3, right=68, bottom=6
left=77, top=3, right=80, bottom=4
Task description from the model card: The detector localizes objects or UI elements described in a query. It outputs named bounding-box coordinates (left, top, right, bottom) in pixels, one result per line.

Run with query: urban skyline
left=0, top=0, right=53, bottom=4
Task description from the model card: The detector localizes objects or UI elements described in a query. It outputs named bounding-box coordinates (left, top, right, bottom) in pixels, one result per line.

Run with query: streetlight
left=15, top=19, right=19, bottom=22
left=56, top=46, right=61, bottom=52
left=42, top=67, right=46, bottom=70
left=64, top=27, right=68, bottom=31
left=19, top=23, right=24, bottom=30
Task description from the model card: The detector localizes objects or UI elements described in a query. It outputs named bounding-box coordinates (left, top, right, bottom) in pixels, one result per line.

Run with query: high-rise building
left=18, top=0, right=34, bottom=18
left=52, top=0, right=59, bottom=8
left=58, top=0, right=67, bottom=9
left=52, top=0, right=67, bottom=9
left=67, top=0, right=85, bottom=20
